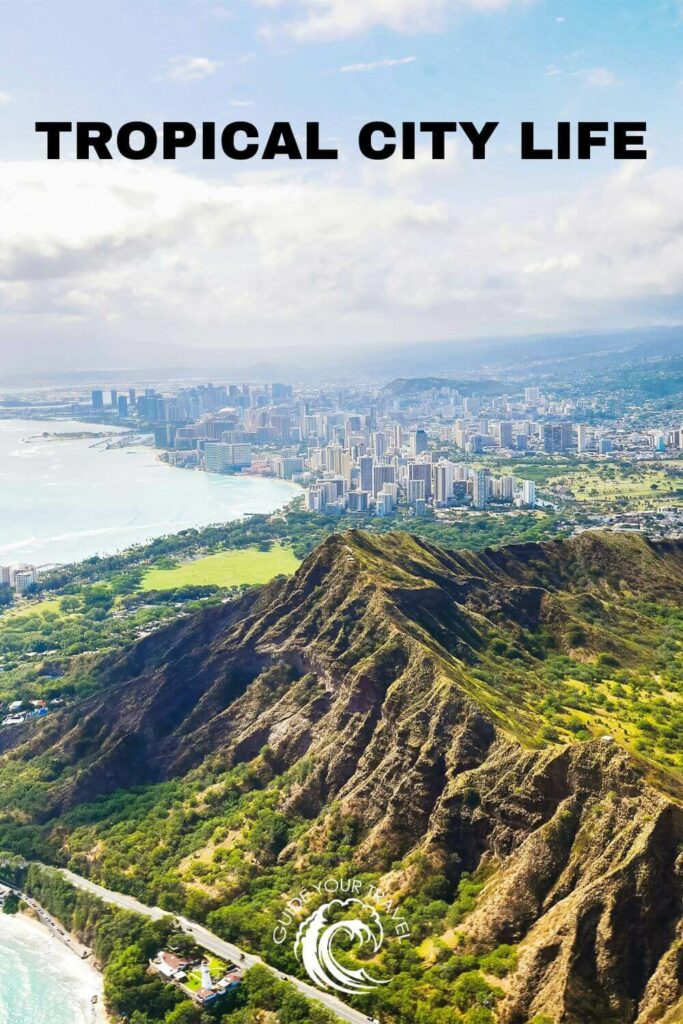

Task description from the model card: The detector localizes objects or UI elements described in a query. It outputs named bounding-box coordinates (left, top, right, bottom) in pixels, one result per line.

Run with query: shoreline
left=0, top=910, right=108, bottom=1023
left=0, top=416, right=302, bottom=567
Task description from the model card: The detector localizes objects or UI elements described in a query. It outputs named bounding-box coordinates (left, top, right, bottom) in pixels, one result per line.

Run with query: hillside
left=0, top=530, right=682, bottom=1024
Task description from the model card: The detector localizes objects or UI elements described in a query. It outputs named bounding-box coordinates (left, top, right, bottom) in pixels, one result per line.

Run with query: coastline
left=0, top=910, right=108, bottom=1024
left=0, top=417, right=302, bottom=567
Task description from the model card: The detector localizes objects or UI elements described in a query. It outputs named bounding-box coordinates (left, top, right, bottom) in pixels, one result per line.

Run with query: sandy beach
left=0, top=912, right=107, bottom=1024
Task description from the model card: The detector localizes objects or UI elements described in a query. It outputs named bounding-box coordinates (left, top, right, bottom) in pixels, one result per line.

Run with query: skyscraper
left=472, top=470, right=488, bottom=509
left=543, top=422, right=572, bottom=453
left=496, top=421, right=513, bottom=448
left=434, top=460, right=456, bottom=506
left=373, top=432, right=387, bottom=458
left=91, top=389, right=103, bottom=411
left=576, top=424, right=587, bottom=453
left=359, top=455, right=374, bottom=494
left=408, top=462, right=432, bottom=500
left=372, top=464, right=395, bottom=497
left=409, top=429, right=428, bottom=457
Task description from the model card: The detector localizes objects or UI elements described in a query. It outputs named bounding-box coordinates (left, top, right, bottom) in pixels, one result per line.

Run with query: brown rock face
left=2, top=530, right=682, bottom=1022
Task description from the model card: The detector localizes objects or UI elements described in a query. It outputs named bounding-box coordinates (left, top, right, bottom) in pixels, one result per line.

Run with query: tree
left=164, top=1001, right=200, bottom=1024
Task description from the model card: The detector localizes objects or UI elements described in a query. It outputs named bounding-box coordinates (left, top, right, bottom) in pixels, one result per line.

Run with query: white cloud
left=583, top=66, right=621, bottom=87
left=0, top=92, right=11, bottom=105
left=545, top=64, right=561, bottom=76
left=2, top=160, right=683, bottom=366
left=162, top=56, right=223, bottom=82
left=338, top=56, right=417, bottom=73
left=256, top=0, right=527, bottom=42
left=229, top=99, right=256, bottom=107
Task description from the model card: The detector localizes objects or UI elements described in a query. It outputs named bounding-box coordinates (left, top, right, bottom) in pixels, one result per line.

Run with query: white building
left=522, top=480, right=537, bottom=507
left=1, top=564, right=38, bottom=593
left=576, top=424, right=587, bottom=454
left=434, top=460, right=456, bottom=507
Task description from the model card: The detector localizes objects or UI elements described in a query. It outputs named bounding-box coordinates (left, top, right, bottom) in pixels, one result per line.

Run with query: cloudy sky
left=1, top=0, right=682, bottom=373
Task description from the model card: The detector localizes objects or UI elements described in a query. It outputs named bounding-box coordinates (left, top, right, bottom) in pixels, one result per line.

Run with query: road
left=1, top=879, right=91, bottom=960
left=58, top=868, right=374, bottom=1024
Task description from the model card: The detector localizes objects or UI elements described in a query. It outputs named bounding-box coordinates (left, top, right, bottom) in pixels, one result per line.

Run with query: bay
left=0, top=419, right=300, bottom=566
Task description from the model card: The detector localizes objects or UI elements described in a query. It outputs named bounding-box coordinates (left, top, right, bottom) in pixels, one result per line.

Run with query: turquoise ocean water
left=0, top=915, right=101, bottom=1024
left=0, top=418, right=300, bottom=566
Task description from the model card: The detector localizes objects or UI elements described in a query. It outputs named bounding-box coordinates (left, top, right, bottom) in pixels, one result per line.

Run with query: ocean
left=0, top=418, right=300, bottom=566
left=0, top=915, right=103, bottom=1024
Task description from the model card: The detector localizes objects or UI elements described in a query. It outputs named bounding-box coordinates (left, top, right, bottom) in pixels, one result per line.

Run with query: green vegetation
left=471, top=455, right=683, bottom=512
left=1, top=528, right=682, bottom=1023
left=7, top=862, right=336, bottom=1024
left=2, top=892, right=20, bottom=914
left=0, top=504, right=566, bottom=707
left=141, top=545, right=301, bottom=591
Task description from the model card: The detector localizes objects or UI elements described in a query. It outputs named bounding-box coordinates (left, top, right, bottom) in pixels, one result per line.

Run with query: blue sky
left=0, top=0, right=682, bottom=371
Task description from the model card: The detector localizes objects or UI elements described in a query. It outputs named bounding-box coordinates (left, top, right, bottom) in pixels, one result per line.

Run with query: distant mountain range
left=2, top=324, right=683, bottom=384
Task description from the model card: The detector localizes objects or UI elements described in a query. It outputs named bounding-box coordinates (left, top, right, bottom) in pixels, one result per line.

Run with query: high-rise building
left=576, top=424, right=587, bottom=454
left=372, top=464, right=395, bottom=497
left=154, top=424, right=176, bottom=448
left=204, top=442, right=231, bottom=472
left=91, top=389, right=104, bottom=411
left=472, top=470, right=488, bottom=509
left=524, top=386, right=541, bottom=405
left=406, top=478, right=426, bottom=504
left=117, top=395, right=128, bottom=417
left=408, top=462, right=432, bottom=500
left=6, top=564, right=38, bottom=593
left=599, top=438, right=613, bottom=455
left=326, top=444, right=345, bottom=476
left=543, top=422, right=572, bottom=453
left=226, top=443, right=252, bottom=468
left=359, top=456, right=374, bottom=494
left=495, top=421, right=513, bottom=448
left=348, top=490, right=370, bottom=513
left=373, top=432, right=387, bottom=458
left=129, top=388, right=137, bottom=407
left=433, top=460, right=456, bottom=506
left=306, top=487, right=324, bottom=512
left=376, top=490, right=394, bottom=516
left=522, top=480, right=536, bottom=506
left=409, top=429, right=429, bottom=457
left=110, top=389, right=118, bottom=408
left=499, top=474, right=516, bottom=501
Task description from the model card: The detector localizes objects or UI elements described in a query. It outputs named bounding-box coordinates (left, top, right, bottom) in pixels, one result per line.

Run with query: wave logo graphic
left=294, top=897, right=390, bottom=995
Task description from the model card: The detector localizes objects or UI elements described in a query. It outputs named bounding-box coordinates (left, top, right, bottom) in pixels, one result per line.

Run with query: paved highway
left=59, top=868, right=374, bottom=1024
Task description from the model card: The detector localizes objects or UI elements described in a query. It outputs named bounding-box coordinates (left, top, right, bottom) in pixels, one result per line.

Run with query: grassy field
left=3, top=598, right=65, bottom=620
left=481, top=457, right=683, bottom=509
left=141, top=544, right=301, bottom=591
left=549, top=463, right=683, bottom=507
left=185, top=955, right=229, bottom=992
